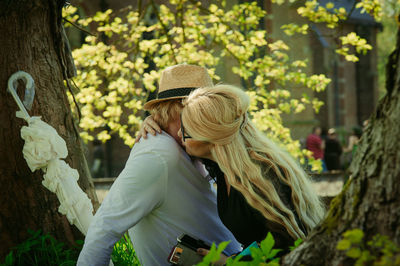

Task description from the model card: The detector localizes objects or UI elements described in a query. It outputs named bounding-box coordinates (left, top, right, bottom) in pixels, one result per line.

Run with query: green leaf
left=260, top=232, right=275, bottom=256
left=337, top=239, right=351, bottom=250
left=343, top=229, right=364, bottom=244
left=250, top=246, right=264, bottom=261
left=197, top=243, right=221, bottom=265
left=358, top=250, right=373, bottom=264
left=346, top=247, right=362, bottom=258
left=267, top=248, right=282, bottom=259
left=289, top=238, right=303, bottom=251
left=216, top=241, right=230, bottom=254
left=266, top=260, right=281, bottom=266
left=4, top=251, right=14, bottom=266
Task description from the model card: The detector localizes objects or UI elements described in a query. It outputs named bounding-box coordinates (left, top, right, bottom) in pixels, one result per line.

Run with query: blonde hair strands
left=182, top=85, right=325, bottom=240
left=150, top=99, right=183, bottom=130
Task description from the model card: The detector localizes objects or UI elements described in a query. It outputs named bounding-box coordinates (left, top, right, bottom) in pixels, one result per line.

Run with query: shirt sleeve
left=77, top=151, right=168, bottom=266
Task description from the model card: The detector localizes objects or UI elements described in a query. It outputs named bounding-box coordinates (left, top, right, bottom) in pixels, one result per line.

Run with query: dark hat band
left=157, top=87, right=197, bottom=100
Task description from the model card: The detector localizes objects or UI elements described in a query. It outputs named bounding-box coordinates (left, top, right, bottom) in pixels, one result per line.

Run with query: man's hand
left=135, top=115, right=162, bottom=143
left=197, top=248, right=228, bottom=265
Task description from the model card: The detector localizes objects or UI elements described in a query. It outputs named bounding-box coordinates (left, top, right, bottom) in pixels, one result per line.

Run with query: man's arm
left=77, top=151, right=167, bottom=265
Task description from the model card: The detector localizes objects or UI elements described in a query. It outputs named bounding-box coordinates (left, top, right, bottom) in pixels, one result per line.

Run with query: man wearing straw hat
left=78, top=64, right=241, bottom=266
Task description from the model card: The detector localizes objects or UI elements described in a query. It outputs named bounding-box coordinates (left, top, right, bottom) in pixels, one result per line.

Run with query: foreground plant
left=3, top=229, right=82, bottom=266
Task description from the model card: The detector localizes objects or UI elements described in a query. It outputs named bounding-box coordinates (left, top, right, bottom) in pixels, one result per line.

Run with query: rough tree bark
left=282, top=20, right=400, bottom=265
left=0, top=0, right=98, bottom=260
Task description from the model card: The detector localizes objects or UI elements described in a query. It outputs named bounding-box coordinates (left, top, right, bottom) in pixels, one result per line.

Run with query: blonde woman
left=140, top=84, right=325, bottom=259
left=177, top=84, right=325, bottom=254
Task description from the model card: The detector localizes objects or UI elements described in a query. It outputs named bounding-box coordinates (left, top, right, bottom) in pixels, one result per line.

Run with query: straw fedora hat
left=143, top=64, right=213, bottom=110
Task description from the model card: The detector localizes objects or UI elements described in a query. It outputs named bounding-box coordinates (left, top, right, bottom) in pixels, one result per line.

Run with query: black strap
left=157, top=87, right=197, bottom=99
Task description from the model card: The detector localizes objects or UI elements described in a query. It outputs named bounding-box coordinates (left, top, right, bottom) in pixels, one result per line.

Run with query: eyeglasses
left=180, top=114, right=192, bottom=142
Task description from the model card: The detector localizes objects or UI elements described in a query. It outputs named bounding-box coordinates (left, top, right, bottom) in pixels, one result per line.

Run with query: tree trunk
left=282, top=20, right=400, bottom=265
left=0, top=0, right=99, bottom=260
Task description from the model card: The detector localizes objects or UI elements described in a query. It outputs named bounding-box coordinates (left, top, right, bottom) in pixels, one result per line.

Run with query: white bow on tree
left=8, top=71, right=94, bottom=235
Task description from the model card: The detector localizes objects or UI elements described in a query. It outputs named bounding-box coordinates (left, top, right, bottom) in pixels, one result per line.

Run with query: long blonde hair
left=182, top=84, right=325, bottom=240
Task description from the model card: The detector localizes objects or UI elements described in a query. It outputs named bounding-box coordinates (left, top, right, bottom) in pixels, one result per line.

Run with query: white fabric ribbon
left=9, top=71, right=109, bottom=264
left=17, top=112, right=93, bottom=235
left=45, top=160, right=93, bottom=234
left=19, top=114, right=68, bottom=171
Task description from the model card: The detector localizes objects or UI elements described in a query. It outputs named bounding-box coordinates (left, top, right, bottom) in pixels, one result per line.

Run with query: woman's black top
left=203, top=159, right=305, bottom=254
left=324, top=138, right=343, bottom=170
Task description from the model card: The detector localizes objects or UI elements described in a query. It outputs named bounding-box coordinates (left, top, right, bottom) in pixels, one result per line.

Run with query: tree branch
left=178, top=0, right=186, bottom=43
left=150, top=0, right=178, bottom=64
left=62, top=18, right=96, bottom=36
left=345, top=0, right=357, bottom=21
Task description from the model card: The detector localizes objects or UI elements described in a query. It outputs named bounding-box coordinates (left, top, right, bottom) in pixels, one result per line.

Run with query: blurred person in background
left=306, top=126, right=327, bottom=172
left=324, top=128, right=342, bottom=171
left=91, top=138, right=105, bottom=178
left=344, top=127, right=362, bottom=155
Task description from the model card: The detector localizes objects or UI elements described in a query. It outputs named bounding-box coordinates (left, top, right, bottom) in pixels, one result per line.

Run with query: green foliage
left=197, top=241, right=231, bottom=266
left=63, top=2, right=323, bottom=170
left=2, top=229, right=82, bottom=266
left=2, top=230, right=141, bottom=266
left=289, top=238, right=303, bottom=251
left=281, top=23, right=309, bottom=36
left=297, top=0, right=377, bottom=61
left=336, top=32, right=373, bottom=62
left=111, top=233, right=140, bottom=266
left=355, top=0, right=383, bottom=19
left=297, top=0, right=347, bottom=29
left=337, top=229, right=400, bottom=265
left=197, top=233, right=304, bottom=265
left=245, top=232, right=281, bottom=264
